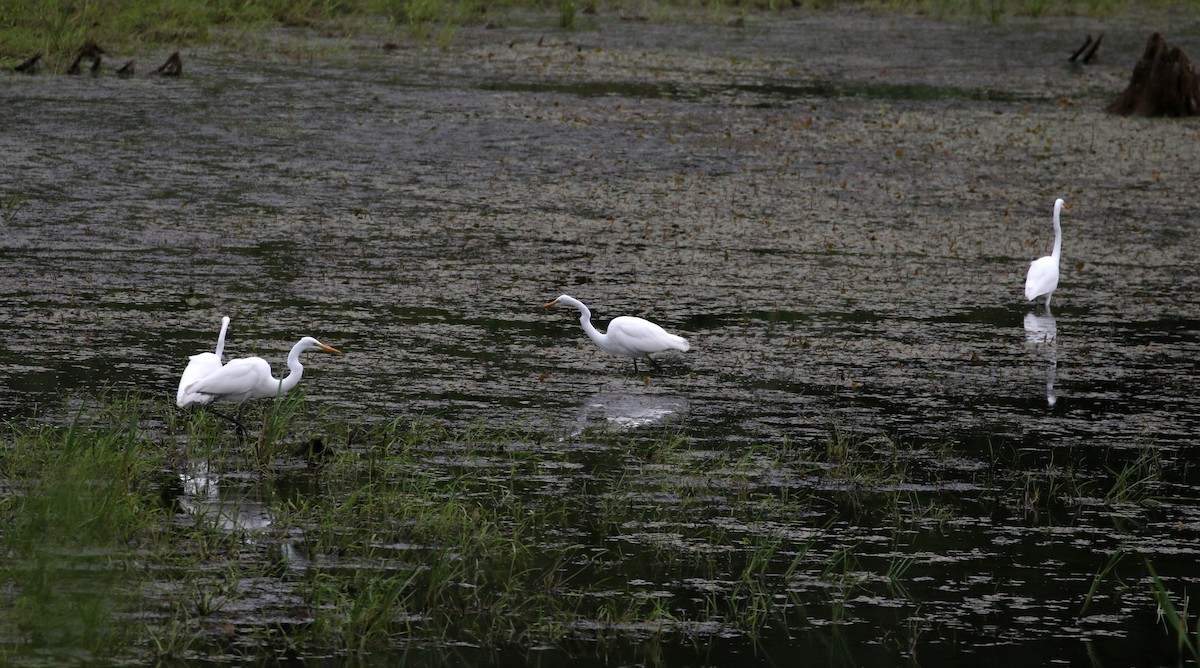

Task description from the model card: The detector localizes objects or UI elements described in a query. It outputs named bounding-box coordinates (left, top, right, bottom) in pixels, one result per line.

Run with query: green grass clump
left=0, top=395, right=166, bottom=663
left=1145, top=559, right=1200, bottom=663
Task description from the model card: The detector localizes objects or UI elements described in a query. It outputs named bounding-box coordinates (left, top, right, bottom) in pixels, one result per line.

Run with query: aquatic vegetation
left=0, top=394, right=950, bottom=662
left=0, top=382, right=1193, bottom=665
left=1104, top=442, right=1164, bottom=504
left=0, top=395, right=163, bottom=661
left=1080, top=547, right=1127, bottom=616
left=557, top=0, right=578, bottom=29
left=1145, top=559, right=1200, bottom=663
left=0, top=195, right=24, bottom=225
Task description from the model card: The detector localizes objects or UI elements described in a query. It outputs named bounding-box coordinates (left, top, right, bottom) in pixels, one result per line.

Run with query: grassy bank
left=0, top=0, right=1189, bottom=70
left=0, top=393, right=1187, bottom=665
left=0, top=393, right=942, bottom=663
left=0, top=0, right=483, bottom=68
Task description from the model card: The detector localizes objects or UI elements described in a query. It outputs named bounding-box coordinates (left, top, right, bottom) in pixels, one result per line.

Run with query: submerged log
left=1107, top=33, right=1200, bottom=117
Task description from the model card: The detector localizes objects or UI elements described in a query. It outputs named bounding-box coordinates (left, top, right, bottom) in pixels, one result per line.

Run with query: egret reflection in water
left=1023, top=312, right=1058, bottom=407
left=572, top=390, right=688, bottom=434
left=175, top=462, right=310, bottom=569
left=177, top=461, right=277, bottom=536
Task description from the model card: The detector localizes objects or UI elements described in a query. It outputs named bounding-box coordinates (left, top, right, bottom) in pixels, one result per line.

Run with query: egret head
left=298, top=336, right=344, bottom=355
left=543, top=294, right=583, bottom=309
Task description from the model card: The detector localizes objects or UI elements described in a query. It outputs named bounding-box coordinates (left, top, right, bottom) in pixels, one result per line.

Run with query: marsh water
left=2, top=6, right=1200, bottom=666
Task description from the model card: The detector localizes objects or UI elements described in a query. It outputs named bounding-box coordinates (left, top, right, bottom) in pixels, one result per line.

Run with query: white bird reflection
left=1023, top=312, right=1057, bottom=407
left=573, top=391, right=688, bottom=434
left=177, top=460, right=276, bottom=536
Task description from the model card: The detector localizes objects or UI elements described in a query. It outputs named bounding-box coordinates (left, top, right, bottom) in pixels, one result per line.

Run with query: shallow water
left=2, top=6, right=1200, bottom=665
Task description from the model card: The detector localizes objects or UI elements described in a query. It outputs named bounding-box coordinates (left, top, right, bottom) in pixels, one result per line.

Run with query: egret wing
left=608, top=316, right=689, bottom=354
left=185, top=357, right=272, bottom=399
left=1024, top=256, right=1059, bottom=301
left=177, top=352, right=222, bottom=406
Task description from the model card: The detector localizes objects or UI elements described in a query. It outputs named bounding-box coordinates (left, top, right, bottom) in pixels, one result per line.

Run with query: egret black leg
left=209, top=408, right=247, bottom=436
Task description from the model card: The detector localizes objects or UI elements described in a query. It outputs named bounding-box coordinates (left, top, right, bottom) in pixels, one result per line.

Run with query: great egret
left=543, top=294, right=690, bottom=372
left=1024, top=198, right=1069, bottom=309
left=176, top=316, right=231, bottom=409
left=182, top=336, right=343, bottom=405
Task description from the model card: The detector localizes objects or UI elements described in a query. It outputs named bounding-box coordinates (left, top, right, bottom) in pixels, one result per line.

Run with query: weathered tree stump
left=13, top=53, right=41, bottom=74
left=155, top=51, right=182, bottom=76
left=1106, top=33, right=1200, bottom=117
left=66, top=42, right=104, bottom=75
left=1069, top=34, right=1102, bottom=64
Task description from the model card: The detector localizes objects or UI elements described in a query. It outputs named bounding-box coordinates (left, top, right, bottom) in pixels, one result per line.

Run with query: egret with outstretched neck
left=1024, top=198, right=1069, bottom=310
left=177, top=316, right=231, bottom=409
left=543, top=294, right=689, bottom=372
left=182, top=336, right=343, bottom=405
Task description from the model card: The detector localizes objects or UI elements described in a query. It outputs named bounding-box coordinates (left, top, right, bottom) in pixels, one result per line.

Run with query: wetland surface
left=2, top=6, right=1200, bottom=666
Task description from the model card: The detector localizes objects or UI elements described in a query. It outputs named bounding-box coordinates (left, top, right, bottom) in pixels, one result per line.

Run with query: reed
left=1144, top=559, right=1200, bottom=662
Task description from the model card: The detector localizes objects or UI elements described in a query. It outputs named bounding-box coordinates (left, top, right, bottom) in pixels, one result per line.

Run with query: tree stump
left=1106, top=33, right=1200, bottom=117
left=155, top=51, right=183, bottom=76
left=13, top=53, right=41, bottom=74
left=1069, top=34, right=1102, bottom=64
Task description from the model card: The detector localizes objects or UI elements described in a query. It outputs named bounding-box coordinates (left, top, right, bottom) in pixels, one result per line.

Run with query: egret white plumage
left=177, top=316, right=231, bottom=409
left=1024, top=198, right=1069, bottom=310
left=543, top=294, right=689, bottom=371
left=182, top=336, right=343, bottom=405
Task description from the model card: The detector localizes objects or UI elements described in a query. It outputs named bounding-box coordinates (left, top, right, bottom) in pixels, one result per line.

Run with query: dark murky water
left=2, top=7, right=1200, bottom=665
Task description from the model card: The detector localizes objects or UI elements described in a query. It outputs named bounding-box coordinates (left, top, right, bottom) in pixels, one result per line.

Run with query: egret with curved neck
left=177, top=315, right=232, bottom=409
left=1024, top=198, right=1069, bottom=310
left=543, top=294, right=690, bottom=372
left=183, top=336, right=343, bottom=405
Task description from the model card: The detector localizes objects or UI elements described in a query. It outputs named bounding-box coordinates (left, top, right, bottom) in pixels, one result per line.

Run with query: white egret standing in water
left=1024, top=198, right=1069, bottom=310
left=543, top=294, right=690, bottom=372
left=181, top=336, right=343, bottom=405
left=177, top=316, right=231, bottom=409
